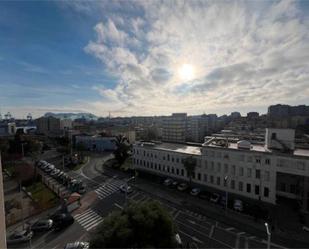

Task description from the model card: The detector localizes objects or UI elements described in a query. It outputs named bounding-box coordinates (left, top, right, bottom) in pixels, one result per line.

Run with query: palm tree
left=113, top=135, right=130, bottom=166
left=182, top=156, right=197, bottom=186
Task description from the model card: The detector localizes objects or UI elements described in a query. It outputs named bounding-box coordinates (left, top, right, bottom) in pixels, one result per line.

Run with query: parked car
left=190, top=188, right=201, bottom=196
left=31, top=219, right=53, bottom=232
left=177, top=183, right=189, bottom=191
left=233, top=199, right=243, bottom=212
left=163, top=178, right=173, bottom=186
left=119, top=185, right=133, bottom=194
left=198, top=190, right=211, bottom=200
left=220, top=195, right=227, bottom=207
left=64, top=242, right=90, bottom=249
left=171, top=181, right=179, bottom=188
left=7, top=230, right=33, bottom=244
left=210, top=193, right=220, bottom=203
left=52, top=213, right=74, bottom=230
left=50, top=169, right=61, bottom=177
left=44, top=164, right=55, bottom=173
left=40, top=162, right=49, bottom=170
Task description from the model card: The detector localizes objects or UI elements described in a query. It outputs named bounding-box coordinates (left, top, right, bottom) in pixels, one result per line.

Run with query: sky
left=0, top=0, right=308, bottom=118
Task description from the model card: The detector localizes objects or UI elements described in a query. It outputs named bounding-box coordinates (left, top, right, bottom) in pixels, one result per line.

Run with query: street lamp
left=265, top=222, right=271, bottom=249
left=224, top=176, right=228, bottom=214
left=124, top=176, right=135, bottom=206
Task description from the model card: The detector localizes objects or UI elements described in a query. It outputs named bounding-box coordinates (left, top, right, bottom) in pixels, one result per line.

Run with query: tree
left=182, top=156, right=197, bottom=186
left=75, top=142, right=86, bottom=161
left=90, top=200, right=177, bottom=248
left=113, top=135, right=130, bottom=166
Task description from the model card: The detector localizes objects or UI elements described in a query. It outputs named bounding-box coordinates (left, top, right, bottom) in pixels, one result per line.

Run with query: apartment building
left=162, top=113, right=187, bottom=143
left=132, top=128, right=309, bottom=211
left=35, top=116, right=60, bottom=135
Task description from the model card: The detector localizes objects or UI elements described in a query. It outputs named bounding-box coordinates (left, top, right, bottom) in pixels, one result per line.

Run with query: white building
left=133, top=128, right=309, bottom=211
left=162, top=113, right=187, bottom=143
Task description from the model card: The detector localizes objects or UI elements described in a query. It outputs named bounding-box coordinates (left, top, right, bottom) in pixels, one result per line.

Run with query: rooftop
left=136, top=142, right=202, bottom=155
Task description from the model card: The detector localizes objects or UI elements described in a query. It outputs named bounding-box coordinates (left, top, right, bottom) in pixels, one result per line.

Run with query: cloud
left=81, top=0, right=309, bottom=116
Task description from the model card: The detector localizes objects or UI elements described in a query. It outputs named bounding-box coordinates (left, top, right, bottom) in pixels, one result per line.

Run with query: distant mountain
left=44, top=112, right=98, bottom=121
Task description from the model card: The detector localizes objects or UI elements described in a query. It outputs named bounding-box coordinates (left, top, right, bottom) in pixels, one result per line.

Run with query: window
left=238, top=181, right=243, bottom=191
left=210, top=175, right=214, bottom=184
left=265, top=171, right=270, bottom=181
left=203, top=174, right=207, bottom=182
left=223, top=178, right=227, bottom=187
left=264, top=187, right=269, bottom=197
left=265, top=159, right=271, bottom=165
left=217, top=163, right=221, bottom=172
left=144, top=151, right=146, bottom=156
left=255, top=169, right=260, bottom=179
left=154, top=154, right=157, bottom=158
left=147, top=153, right=149, bottom=157
left=239, top=167, right=244, bottom=176
left=143, top=161, right=146, bottom=166
left=147, top=162, right=149, bottom=167
left=154, top=163, right=157, bottom=170
left=172, top=157, right=174, bottom=162
left=216, top=152, right=222, bottom=158
left=231, top=180, right=235, bottom=189
left=216, top=177, right=220, bottom=185
left=211, top=161, right=214, bottom=171
left=176, top=169, right=179, bottom=175
left=158, top=164, right=161, bottom=170
left=223, top=153, right=229, bottom=159
left=297, top=161, right=305, bottom=170
left=167, top=166, right=170, bottom=173
left=290, top=184, right=296, bottom=194
left=137, top=150, right=139, bottom=155
left=256, top=157, right=261, bottom=164
left=247, top=156, right=252, bottom=162
left=151, top=153, right=153, bottom=158
left=232, top=165, right=236, bottom=175
left=255, top=185, right=260, bottom=195
left=224, top=164, right=228, bottom=173
left=204, top=160, right=208, bottom=169
left=198, top=173, right=201, bottom=181
left=151, top=162, right=153, bottom=169
left=280, top=183, right=286, bottom=192
left=176, top=158, right=179, bottom=163
left=192, top=172, right=195, bottom=179
left=247, top=168, right=252, bottom=177
left=246, top=183, right=251, bottom=193
left=181, top=169, right=184, bottom=176
left=271, top=132, right=277, bottom=139
left=167, top=154, right=170, bottom=161
left=163, top=156, right=166, bottom=160
left=171, top=167, right=174, bottom=174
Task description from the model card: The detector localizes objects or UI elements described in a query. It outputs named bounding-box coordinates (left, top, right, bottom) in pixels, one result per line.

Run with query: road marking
left=178, top=230, right=203, bottom=244
left=261, top=239, right=288, bottom=249
left=237, top=232, right=246, bottom=236
left=226, top=227, right=235, bottom=231
left=114, top=203, right=123, bottom=210
left=74, top=209, right=104, bottom=231
left=187, top=219, right=196, bottom=225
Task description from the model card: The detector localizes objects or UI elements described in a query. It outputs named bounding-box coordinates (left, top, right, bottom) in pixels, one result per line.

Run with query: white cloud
left=83, top=0, right=309, bottom=116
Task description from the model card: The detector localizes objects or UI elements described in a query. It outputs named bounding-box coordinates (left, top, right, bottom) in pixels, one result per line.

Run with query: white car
left=120, top=185, right=133, bottom=194
left=190, top=188, right=201, bottom=196
left=233, top=199, right=243, bottom=212
left=64, top=242, right=90, bottom=249
left=163, top=178, right=173, bottom=186
left=7, top=230, right=33, bottom=244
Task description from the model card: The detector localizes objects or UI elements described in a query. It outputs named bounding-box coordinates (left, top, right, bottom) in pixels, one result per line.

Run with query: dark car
left=198, top=190, right=211, bottom=200
left=52, top=213, right=74, bottom=230
left=31, top=219, right=53, bottom=232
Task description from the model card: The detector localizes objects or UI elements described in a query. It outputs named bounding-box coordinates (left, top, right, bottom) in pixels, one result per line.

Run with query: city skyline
left=1, top=0, right=309, bottom=118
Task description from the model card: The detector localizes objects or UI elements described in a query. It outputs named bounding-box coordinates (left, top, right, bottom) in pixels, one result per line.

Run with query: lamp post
left=265, top=222, right=271, bottom=249
left=124, top=176, right=135, bottom=206
left=224, top=176, right=228, bottom=214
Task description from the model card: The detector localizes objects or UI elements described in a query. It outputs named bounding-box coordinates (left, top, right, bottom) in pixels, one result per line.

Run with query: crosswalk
left=74, top=209, right=104, bottom=231
left=95, top=180, right=123, bottom=199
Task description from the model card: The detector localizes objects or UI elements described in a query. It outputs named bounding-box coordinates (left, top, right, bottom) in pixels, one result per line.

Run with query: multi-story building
left=133, top=128, right=309, bottom=211
left=75, top=135, right=116, bottom=152
left=35, top=116, right=60, bottom=135
left=60, top=119, right=73, bottom=130
left=0, top=122, right=16, bottom=136
left=162, top=113, right=187, bottom=143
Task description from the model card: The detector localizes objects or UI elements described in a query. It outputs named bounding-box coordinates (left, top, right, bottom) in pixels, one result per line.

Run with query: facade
left=162, top=113, right=187, bottom=143
left=133, top=128, right=309, bottom=211
left=35, top=116, right=60, bottom=135
left=60, top=119, right=73, bottom=130
left=0, top=122, right=16, bottom=136
left=75, top=135, right=116, bottom=152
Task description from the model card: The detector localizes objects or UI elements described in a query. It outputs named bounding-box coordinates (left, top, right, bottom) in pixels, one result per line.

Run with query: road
left=8, top=153, right=286, bottom=249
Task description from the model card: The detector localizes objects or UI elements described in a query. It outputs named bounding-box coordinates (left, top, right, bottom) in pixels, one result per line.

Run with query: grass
left=26, top=182, right=58, bottom=209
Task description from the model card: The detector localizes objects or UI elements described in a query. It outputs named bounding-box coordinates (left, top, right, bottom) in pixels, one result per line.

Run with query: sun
left=178, top=64, right=195, bottom=81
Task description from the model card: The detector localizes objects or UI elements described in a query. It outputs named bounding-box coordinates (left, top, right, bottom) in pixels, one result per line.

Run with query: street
left=8, top=153, right=286, bottom=249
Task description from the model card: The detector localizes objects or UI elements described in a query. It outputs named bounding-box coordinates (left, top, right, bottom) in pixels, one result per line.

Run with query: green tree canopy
left=90, top=200, right=177, bottom=248
left=182, top=156, right=197, bottom=186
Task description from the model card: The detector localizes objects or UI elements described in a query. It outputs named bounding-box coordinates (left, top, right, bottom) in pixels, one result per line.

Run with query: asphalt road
left=8, top=153, right=285, bottom=249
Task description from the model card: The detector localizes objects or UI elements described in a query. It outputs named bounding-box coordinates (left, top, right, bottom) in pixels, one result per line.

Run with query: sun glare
left=178, top=64, right=195, bottom=81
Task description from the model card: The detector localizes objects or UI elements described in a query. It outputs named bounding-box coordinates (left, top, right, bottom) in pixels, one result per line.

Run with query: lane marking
left=114, top=203, right=123, bottom=210
left=237, top=232, right=246, bottom=236
left=226, top=227, right=235, bottom=231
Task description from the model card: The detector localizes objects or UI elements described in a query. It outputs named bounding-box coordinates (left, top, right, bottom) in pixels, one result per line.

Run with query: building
left=247, top=112, right=259, bottom=119
left=35, top=116, right=60, bottom=135
left=75, top=135, right=116, bottom=152
left=133, top=128, right=309, bottom=211
left=162, top=113, right=187, bottom=143
left=60, top=119, right=73, bottom=130
left=230, top=112, right=241, bottom=119
left=0, top=155, right=7, bottom=248
left=0, top=122, right=16, bottom=136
